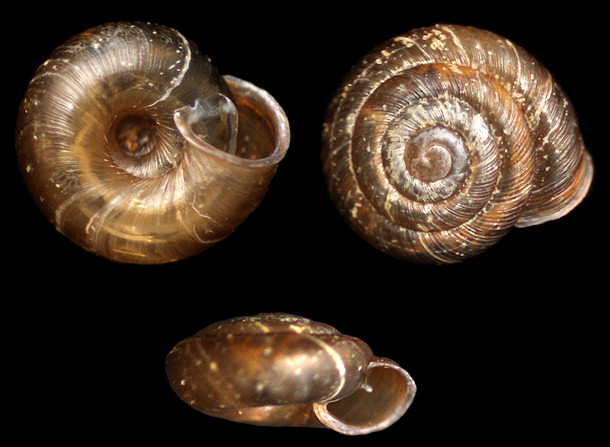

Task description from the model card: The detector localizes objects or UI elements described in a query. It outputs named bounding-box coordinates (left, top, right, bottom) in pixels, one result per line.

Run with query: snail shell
left=15, top=22, right=290, bottom=264
left=321, top=24, right=593, bottom=264
left=165, top=313, right=416, bottom=435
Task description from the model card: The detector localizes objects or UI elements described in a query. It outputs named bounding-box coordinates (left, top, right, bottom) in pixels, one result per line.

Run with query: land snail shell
left=166, top=313, right=416, bottom=435
left=15, top=21, right=290, bottom=264
left=321, top=24, right=594, bottom=264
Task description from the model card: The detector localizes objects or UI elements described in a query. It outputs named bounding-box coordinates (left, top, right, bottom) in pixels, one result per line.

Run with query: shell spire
left=321, top=24, right=592, bottom=264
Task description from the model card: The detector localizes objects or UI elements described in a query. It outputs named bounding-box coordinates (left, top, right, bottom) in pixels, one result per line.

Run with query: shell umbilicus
left=16, top=21, right=290, bottom=264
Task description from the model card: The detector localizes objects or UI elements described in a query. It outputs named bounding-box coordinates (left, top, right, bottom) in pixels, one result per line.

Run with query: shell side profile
left=321, top=24, right=593, bottom=264
left=15, top=21, right=290, bottom=264
left=165, top=313, right=416, bottom=435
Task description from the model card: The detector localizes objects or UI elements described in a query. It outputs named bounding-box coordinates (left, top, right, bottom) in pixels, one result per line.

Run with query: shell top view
left=321, top=24, right=593, bottom=264
left=16, top=21, right=290, bottom=264
left=166, top=313, right=416, bottom=435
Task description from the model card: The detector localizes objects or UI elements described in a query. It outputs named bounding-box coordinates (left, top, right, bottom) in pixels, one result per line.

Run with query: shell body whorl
left=165, top=313, right=416, bottom=435
left=321, top=24, right=593, bottom=264
left=16, top=22, right=290, bottom=264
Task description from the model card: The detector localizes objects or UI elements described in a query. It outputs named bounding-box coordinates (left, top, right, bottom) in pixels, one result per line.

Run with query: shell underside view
left=15, top=21, right=290, bottom=264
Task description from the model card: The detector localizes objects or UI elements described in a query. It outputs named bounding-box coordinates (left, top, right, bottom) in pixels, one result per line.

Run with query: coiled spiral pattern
left=322, top=24, right=593, bottom=264
left=16, top=22, right=289, bottom=264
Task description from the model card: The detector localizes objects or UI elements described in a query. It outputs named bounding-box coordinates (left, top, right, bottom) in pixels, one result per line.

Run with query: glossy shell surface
left=16, top=22, right=290, bottom=264
left=166, top=313, right=416, bottom=435
left=322, top=24, right=593, bottom=264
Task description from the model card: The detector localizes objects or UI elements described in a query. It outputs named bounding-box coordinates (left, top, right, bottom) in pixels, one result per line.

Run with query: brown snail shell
left=166, top=313, right=416, bottom=435
left=15, top=22, right=290, bottom=264
left=321, top=24, right=593, bottom=264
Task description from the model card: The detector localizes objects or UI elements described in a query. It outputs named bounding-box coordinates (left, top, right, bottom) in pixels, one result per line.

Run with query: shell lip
left=515, top=150, right=594, bottom=228
left=312, top=357, right=416, bottom=435
left=177, top=75, right=290, bottom=169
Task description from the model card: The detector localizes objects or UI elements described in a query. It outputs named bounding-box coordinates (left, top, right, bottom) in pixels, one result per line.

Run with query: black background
left=5, top=1, right=605, bottom=444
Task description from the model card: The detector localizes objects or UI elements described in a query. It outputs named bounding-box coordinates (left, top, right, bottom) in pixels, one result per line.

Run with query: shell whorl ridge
left=16, top=22, right=290, bottom=264
left=322, top=24, right=593, bottom=264
left=166, top=313, right=416, bottom=435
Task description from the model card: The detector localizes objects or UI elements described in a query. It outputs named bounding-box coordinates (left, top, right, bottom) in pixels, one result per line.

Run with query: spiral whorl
left=16, top=22, right=290, bottom=264
left=166, top=313, right=416, bottom=435
left=322, top=24, right=593, bottom=264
